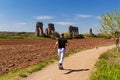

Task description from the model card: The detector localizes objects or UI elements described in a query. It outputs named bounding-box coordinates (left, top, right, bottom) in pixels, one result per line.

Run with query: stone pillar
left=45, top=23, right=55, bottom=36
left=48, top=23, right=55, bottom=35
left=68, top=26, right=79, bottom=37
left=35, top=22, right=43, bottom=36
left=90, top=28, right=92, bottom=35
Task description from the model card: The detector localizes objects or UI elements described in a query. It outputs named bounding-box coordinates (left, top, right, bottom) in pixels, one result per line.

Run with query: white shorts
left=58, top=48, right=66, bottom=64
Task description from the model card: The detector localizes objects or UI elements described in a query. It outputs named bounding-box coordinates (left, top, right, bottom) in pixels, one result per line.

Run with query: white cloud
left=0, top=24, right=7, bottom=27
left=96, top=16, right=101, bottom=19
left=76, top=14, right=92, bottom=18
left=15, top=22, right=27, bottom=27
left=53, top=21, right=76, bottom=26
left=34, top=16, right=53, bottom=20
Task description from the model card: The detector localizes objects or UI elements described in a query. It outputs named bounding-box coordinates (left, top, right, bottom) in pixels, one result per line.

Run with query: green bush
left=83, top=33, right=97, bottom=38
left=64, top=32, right=72, bottom=39
left=74, top=34, right=85, bottom=39
left=97, top=33, right=111, bottom=39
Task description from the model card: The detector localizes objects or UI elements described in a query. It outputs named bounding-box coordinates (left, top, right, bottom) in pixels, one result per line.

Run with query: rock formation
left=45, top=23, right=55, bottom=36
left=68, top=26, right=79, bottom=37
left=35, top=22, right=43, bottom=36
left=90, top=28, right=94, bottom=36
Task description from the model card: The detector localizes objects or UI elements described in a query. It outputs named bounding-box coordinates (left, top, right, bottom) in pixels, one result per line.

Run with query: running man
left=54, top=33, right=69, bottom=70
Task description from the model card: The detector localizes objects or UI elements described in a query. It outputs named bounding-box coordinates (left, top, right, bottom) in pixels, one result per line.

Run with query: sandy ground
left=20, top=45, right=115, bottom=80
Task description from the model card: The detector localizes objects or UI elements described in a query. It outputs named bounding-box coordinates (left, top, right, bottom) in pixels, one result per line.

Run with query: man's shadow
left=63, top=68, right=90, bottom=74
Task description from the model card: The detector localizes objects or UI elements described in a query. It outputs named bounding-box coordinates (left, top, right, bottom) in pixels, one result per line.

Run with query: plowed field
left=0, top=38, right=114, bottom=75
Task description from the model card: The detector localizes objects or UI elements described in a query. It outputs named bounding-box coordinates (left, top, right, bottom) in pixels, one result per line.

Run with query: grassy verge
left=0, top=50, right=78, bottom=80
left=0, top=35, right=50, bottom=39
left=90, top=48, right=120, bottom=80
left=0, top=58, right=58, bottom=80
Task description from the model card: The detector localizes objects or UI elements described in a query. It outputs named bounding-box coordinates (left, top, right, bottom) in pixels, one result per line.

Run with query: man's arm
left=65, top=40, right=69, bottom=46
left=66, top=42, right=69, bottom=46
left=54, top=41, right=58, bottom=49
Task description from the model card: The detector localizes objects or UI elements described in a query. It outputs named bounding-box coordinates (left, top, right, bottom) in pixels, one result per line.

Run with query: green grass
left=0, top=49, right=78, bottom=80
left=0, top=58, right=57, bottom=80
left=0, top=35, right=25, bottom=39
left=90, top=48, right=120, bottom=80
left=0, top=35, right=50, bottom=39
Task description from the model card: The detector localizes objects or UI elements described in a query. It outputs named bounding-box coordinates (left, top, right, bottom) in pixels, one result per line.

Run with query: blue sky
left=0, top=0, right=120, bottom=34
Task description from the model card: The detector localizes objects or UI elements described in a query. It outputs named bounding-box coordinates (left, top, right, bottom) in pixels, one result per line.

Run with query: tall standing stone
left=68, top=26, right=79, bottom=37
left=35, top=22, right=43, bottom=36
left=45, top=23, right=55, bottom=36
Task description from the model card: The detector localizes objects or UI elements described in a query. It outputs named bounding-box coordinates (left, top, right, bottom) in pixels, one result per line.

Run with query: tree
left=99, top=11, right=120, bottom=52
left=64, top=32, right=72, bottom=39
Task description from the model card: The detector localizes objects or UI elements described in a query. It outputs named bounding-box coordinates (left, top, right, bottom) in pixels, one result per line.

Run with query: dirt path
left=21, top=45, right=115, bottom=80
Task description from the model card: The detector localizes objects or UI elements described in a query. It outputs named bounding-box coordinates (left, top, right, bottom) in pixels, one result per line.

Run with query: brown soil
left=0, top=38, right=114, bottom=75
